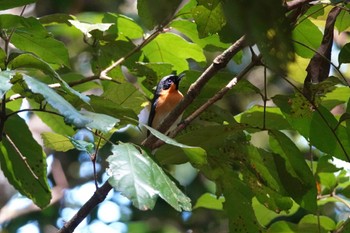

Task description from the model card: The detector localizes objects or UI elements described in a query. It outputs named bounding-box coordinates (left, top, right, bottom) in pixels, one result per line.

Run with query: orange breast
left=152, top=83, right=183, bottom=130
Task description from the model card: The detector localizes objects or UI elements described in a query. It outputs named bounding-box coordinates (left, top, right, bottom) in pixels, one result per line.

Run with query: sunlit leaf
left=81, top=110, right=119, bottom=133
left=107, top=143, right=191, bottom=211
left=194, top=193, right=224, bottom=210
left=0, top=114, right=51, bottom=208
left=142, top=33, right=206, bottom=73
left=69, top=19, right=113, bottom=38
left=42, top=132, right=74, bottom=152
left=293, top=18, right=323, bottom=58
left=0, top=70, right=13, bottom=98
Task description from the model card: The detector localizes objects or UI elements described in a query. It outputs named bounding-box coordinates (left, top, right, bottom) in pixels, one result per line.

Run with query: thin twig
left=6, top=108, right=64, bottom=119
left=99, top=28, right=164, bottom=80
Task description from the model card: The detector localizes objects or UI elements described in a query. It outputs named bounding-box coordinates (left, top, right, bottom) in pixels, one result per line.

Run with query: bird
left=147, top=74, right=184, bottom=135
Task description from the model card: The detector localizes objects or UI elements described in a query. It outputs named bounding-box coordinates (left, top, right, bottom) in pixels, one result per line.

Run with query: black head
left=157, top=74, right=184, bottom=92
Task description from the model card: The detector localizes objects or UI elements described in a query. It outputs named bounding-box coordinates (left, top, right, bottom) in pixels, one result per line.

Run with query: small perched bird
left=147, top=74, right=184, bottom=134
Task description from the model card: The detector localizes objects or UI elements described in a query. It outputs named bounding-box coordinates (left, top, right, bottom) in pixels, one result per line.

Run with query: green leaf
left=142, top=32, right=206, bottom=73
left=170, top=19, right=230, bottom=49
left=69, top=19, right=113, bottom=38
left=0, top=70, right=13, bottom=98
left=269, top=130, right=317, bottom=212
left=192, top=0, right=226, bottom=38
left=137, top=0, right=182, bottom=29
left=11, top=74, right=91, bottom=128
left=68, top=136, right=95, bottom=155
left=8, top=52, right=90, bottom=104
left=142, top=123, right=207, bottom=167
left=293, top=18, right=323, bottom=58
left=223, top=175, right=263, bottom=232
left=194, top=193, right=224, bottom=210
left=335, top=9, right=350, bottom=33
left=102, top=13, right=144, bottom=40
left=339, top=43, right=350, bottom=64
left=267, top=221, right=297, bottom=232
left=0, top=114, right=51, bottom=208
left=298, top=214, right=336, bottom=232
left=235, top=105, right=290, bottom=130
left=39, top=13, right=74, bottom=25
left=0, top=15, right=71, bottom=67
left=41, top=132, right=74, bottom=152
left=0, top=0, right=37, bottom=10
left=80, top=110, right=119, bottom=133
left=239, top=145, right=294, bottom=212
left=101, top=82, right=146, bottom=114
left=107, top=143, right=191, bottom=211
left=83, top=96, right=138, bottom=125
left=0, top=47, right=6, bottom=69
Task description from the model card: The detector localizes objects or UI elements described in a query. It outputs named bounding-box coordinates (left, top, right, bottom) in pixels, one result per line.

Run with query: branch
left=99, top=28, right=164, bottom=80
left=57, top=181, right=112, bottom=233
left=142, top=35, right=247, bottom=149
left=169, top=55, right=262, bottom=138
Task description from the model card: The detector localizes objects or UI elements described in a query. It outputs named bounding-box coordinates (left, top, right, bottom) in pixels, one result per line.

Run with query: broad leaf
left=192, top=0, right=226, bottom=38
left=11, top=74, right=91, bottom=128
left=137, top=0, right=182, bottom=29
left=194, top=193, right=224, bottom=210
left=142, top=33, right=206, bottom=73
left=80, top=110, right=119, bottom=133
left=293, top=18, right=323, bottom=58
left=8, top=52, right=90, bottom=104
left=42, top=132, right=74, bottom=152
left=69, top=19, right=113, bottom=38
left=102, top=13, right=144, bottom=40
left=269, top=130, right=317, bottom=212
left=107, top=143, right=191, bottom=211
left=335, top=9, right=350, bottom=33
left=0, top=114, right=51, bottom=208
left=339, top=43, right=350, bottom=64
left=0, top=70, right=13, bottom=98
left=68, top=136, right=95, bottom=155
left=0, top=15, right=70, bottom=67
left=142, top=123, right=207, bottom=167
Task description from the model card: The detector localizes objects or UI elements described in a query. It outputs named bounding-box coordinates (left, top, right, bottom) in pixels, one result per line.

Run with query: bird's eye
left=163, top=79, right=173, bottom=90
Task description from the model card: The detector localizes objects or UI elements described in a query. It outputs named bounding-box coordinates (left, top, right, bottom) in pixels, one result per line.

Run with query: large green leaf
left=192, top=0, right=226, bottom=38
left=0, top=70, right=13, bottom=98
left=142, top=32, right=206, bottom=73
left=8, top=52, right=90, bottom=104
left=273, top=94, right=350, bottom=161
left=339, top=43, right=350, bottom=64
left=80, top=110, right=119, bottom=133
left=107, top=143, right=191, bottom=211
left=170, top=19, right=230, bottom=49
left=0, top=114, right=51, bottom=208
left=11, top=74, right=91, bottom=128
left=269, top=130, right=317, bottom=212
left=137, top=0, right=182, bottom=29
left=293, top=18, right=323, bottom=58
left=142, top=123, right=207, bottom=167
left=41, top=132, right=75, bottom=152
left=0, top=0, right=37, bottom=10
left=0, top=15, right=70, bottom=67
left=102, top=13, right=144, bottom=40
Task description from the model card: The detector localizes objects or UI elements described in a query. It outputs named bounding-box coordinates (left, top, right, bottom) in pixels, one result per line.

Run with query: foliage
left=1, top=0, right=350, bottom=232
